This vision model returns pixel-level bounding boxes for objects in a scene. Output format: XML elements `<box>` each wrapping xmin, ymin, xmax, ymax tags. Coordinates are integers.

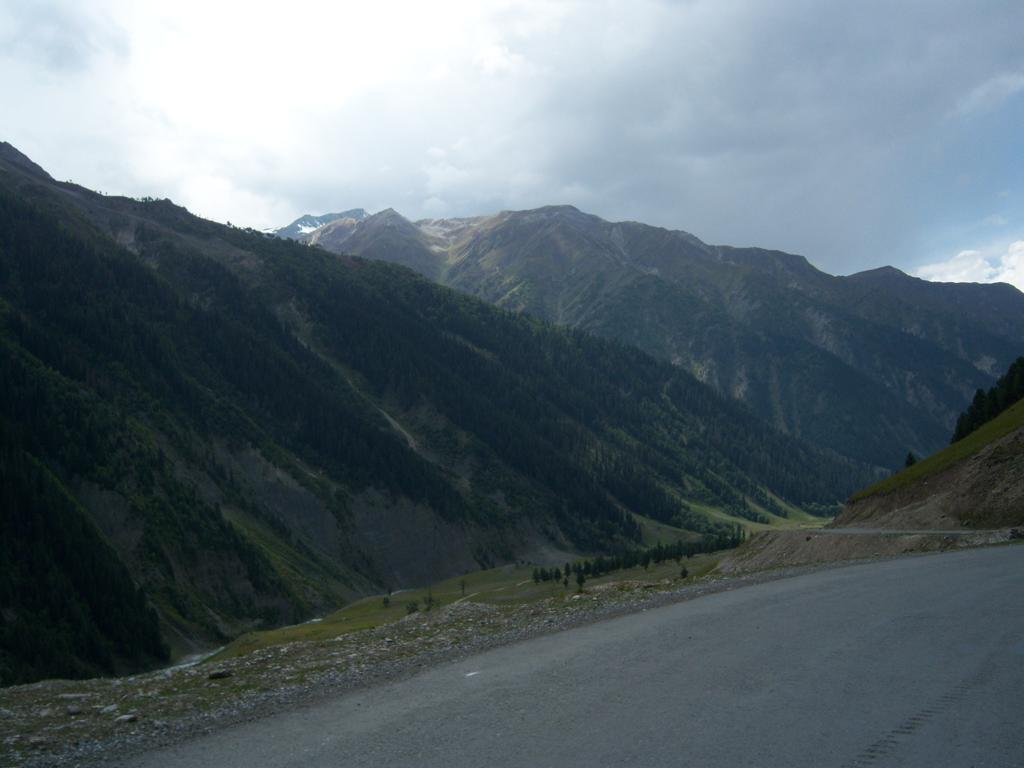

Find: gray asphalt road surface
<box><xmin>119</xmin><ymin>546</ymin><xmax>1024</xmax><ymax>767</ymax></box>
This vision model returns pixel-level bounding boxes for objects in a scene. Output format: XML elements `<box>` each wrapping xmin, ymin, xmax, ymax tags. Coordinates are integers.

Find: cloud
<box><xmin>915</xmin><ymin>241</ymin><xmax>1024</xmax><ymax>290</ymax></box>
<box><xmin>2</xmin><ymin>1</ymin><xmax>1023</xmax><ymax>276</ymax></box>
<box><xmin>0</xmin><ymin>1</ymin><xmax>128</xmax><ymax>73</ymax></box>
<box><xmin>953</xmin><ymin>71</ymin><xmax>1024</xmax><ymax>116</ymax></box>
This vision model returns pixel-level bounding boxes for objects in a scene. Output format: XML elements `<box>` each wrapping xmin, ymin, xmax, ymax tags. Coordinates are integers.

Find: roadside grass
<box><xmin>850</xmin><ymin>399</ymin><xmax>1024</xmax><ymax>502</ymax></box>
<box><xmin>212</xmin><ymin>553</ymin><xmax>720</xmax><ymax>662</ymax></box>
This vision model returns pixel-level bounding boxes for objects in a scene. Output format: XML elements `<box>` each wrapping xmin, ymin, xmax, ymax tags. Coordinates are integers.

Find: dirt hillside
<box><xmin>720</xmin><ymin>422</ymin><xmax>1023</xmax><ymax>574</ymax></box>
<box><xmin>834</xmin><ymin>424</ymin><xmax>1024</xmax><ymax>530</ymax></box>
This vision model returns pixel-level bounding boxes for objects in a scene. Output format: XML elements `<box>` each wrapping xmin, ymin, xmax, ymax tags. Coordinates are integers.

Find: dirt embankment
<box><xmin>720</xmin><ymin>424</ymin><xmax>1024</xmax><ymax>575</ymax></box>
<box><xmin>835</xmin><ymin>425</ymin><xmax>1024</xmax><ymax>531</ymax></box>
<box><xmin>717</xmin><ymin>529</ymin><xmax>1015</xmax><ymax>575</ymax></box>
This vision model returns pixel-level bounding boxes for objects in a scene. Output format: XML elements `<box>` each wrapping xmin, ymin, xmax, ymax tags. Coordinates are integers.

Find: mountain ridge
<box><xmin>288</xmin><ymin>206</ymin><xmax>1024</xmax><ymax>469</ymax></box>
<box><xmin>271</xmin><ymin>209</ymin><xmax>368</xmax><ymax>240</ymax></box>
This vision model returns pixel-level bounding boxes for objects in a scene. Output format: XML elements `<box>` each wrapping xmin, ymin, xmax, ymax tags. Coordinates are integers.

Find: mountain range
<box><xmin>0</xmin><ymin>144</ymin><xmax>866</xmax><ymax>684</ymax></box>
<box><xmin>282</xmin><ymin>206</ymin><xmax>1024</xmax><ymax>469</ymax></box>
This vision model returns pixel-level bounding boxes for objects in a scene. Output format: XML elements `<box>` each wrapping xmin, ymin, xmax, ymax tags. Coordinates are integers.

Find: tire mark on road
<box><xmin>840</xmin><ymin>670</ymin><xmax>988</xmax><ymax>767</ymax></box>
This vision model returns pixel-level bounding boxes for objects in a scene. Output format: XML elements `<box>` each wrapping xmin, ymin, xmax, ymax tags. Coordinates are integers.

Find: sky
<box><xmin>2</xmin><ymin>0</ymin><xmax>1023</xmax><ymax>286</ymax></box>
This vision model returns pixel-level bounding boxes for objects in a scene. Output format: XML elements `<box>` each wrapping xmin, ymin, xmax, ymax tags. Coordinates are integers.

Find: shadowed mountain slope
<box><xmin>0</xmin><ymin>143</ymin><xmax>868</xmax><ymax>683</ymax></box>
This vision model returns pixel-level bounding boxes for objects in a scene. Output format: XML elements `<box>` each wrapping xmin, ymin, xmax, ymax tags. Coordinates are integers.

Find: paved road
<box><xmin>120</xmin><ymin>547</ymin><xmax>1024</xmax><ymax>768</ymax></box>
<box><xmin>815</xmin><ymin>527</ymin><xmax>1007</xmax><ymax>536</ymax></box>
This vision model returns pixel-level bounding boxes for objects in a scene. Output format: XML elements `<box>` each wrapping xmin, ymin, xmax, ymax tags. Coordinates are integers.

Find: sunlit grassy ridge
<box><xmin>850</xmin><ymin>398</ymin><xmax>1024</xmax><ymax>502</ymax></box>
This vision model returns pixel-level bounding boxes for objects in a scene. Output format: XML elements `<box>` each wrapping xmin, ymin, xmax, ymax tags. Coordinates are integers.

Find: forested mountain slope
<box><xmin>0</xmin><ymin>143</ymin><xmax>869</xmax><ymax>684</ymax></box>
<box><xmin>298</xmin><ymin>206</ymin><xmax>1024</xmax><ymax>469</ymax></box>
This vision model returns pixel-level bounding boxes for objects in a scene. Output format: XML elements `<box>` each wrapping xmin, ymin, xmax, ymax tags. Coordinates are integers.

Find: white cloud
<box><xmin>474</xmin><ymin>42</ymin><xmax>526</xmax><ymax>76</ymax></box>
<box><xmin>997</xmin><ymin>241</ymin><xmax>1024</xmax><ymax>288</ymax></box>
<box><xmin>915</xmin><ymin>240</ymin><xmax>1024</xmax><ymax>290</ymax></box>
<box><xmin>953</xmin><ymin>71</ymin><xmax>1024</xmax><ymax>116</ymax></box>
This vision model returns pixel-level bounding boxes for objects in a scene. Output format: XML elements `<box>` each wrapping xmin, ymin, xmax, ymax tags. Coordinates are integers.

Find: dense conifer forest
<box><xmin>0</xmin><ymin>423</ymin><xmax>167</xmax><ymax>684</ymax></box>
<box><xmin>951</xmin><ymin>357</ymin><xmax>1024</xmax><ymax>443</ymax></box>
<box><xmin>532</xmin><ymin>527</ymin><xmax>747</xmax><ymax>588</ymax></box>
